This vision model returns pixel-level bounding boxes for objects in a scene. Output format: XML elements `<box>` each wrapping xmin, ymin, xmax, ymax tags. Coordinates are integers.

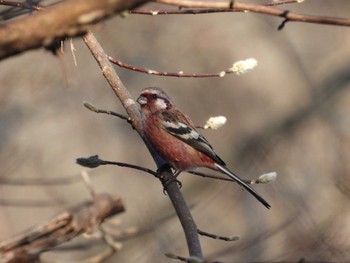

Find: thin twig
<box><xmin>76</xmin><ymin>155</ymin><xmax>160</xmax><ymax>178</ymax></box>
<box><xmin>155</xmin><ymin>0</ymin><xmax>350</xmax><ymax>27</ymax></box>
<box><xmin>108</xmin><ymin>55</ymin><xmax>234</xmax><ymax>78</ymax></box>
<box><xmin>130</xmin><ymin>0</ymin><xmax>301</xmax><ymax>15</ymax></box>
<box><xmin>0</xmin><ymin>198</ymin><xmax>64</xmax><ymax>207</ymax></box>
<box><xmin>81</xmin><ymin>170</ymin><xmax>97</xmax><ymax>199</ymax></box>
<box><xmin>0</xmin><ymin>174</ymin><xmax>88</xmax><ymax>185</ymax></box>
<box><xmin>83</xmin><ymin>101</ymin><xmax>131</xmax><ymax>123</ymax></box>
<box><xmin>0</xmin><ymin>0</ymin><xmax>44</xmax><ymax>11</ymax></box>
<box><xmin>130</xmin><ymin>9</ymin><xmax>238</xmax><ymax>15</ymax></box>
<box><xmin>101</xmin><ymin>160</ymin><xmax>160</xmax><ymax>177</ymax></box>
<box><xmin>197</xmin><ymin>229</ymin><xmax>239</xmax><ymax>242</ymax></box>
<box><xmin>265</xmin><ymin>0</ymin><xmax>302</xmax><ymax>6</ymax></box>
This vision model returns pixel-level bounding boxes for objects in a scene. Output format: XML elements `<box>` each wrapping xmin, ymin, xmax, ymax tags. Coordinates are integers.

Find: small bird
<box><xmin>137</xmin><ymin>87</ymin><xmax>270</xmax><ymax>209</ymax></box>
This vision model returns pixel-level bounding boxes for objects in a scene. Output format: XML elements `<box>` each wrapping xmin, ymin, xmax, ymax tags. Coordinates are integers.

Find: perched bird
<box><xmin>137</xmin><ymin>87</ymin><xmax>270</xmax><ymax>209</ymax></box>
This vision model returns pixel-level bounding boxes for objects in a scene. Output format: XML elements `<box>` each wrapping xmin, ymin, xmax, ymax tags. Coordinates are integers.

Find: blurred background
<box><xmin>1</xmin><ymin>1</ymin><xmax>350</xmax><ymax>262</ymax></box>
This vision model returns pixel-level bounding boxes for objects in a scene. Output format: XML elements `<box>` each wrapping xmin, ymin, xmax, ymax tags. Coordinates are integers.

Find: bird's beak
<box><xmin>137</xmin><ymin>95</ymin><xmax>147</xmax><ymax>106</ymax></box>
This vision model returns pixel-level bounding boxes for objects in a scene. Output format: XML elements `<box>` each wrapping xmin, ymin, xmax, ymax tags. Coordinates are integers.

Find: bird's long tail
<box><xmin>215</xmin><ymin>163</ymin><xmax>271</xmax><ymax>209</ymax></box>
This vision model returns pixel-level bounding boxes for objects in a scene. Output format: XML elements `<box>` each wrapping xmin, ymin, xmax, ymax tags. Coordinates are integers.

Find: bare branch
<box><xmin>265</xmin><ymin>0</ymin><xmax>301</xmax><ymax>7</ymax></box>
<box><xmin>83</xmin><ymin>32</ymin><xmax>203</xmax><ymax>260</ymax></box>
<box><xmin>0</xmin><ymin>0</ymin><xmax>44</xmax><ymax>11</ymax></box>
<box><xmin>108</xmin><ymin>55</ymin><xmax>243</xmax><ymax>78</ymax></box>
<box><xmin>0</xmin><ymin>0</ymin><xmax>148</xmax><ymax>60</ymax></box>
<box><xmin>188</xmin><ymin>170</ymin><xmax>276</xmax><ymax>185</ymax></box>
<box><xmin>197</xmin><ymin>229</ymin><xmax>240</xmax><ymax>242</ymax></box>
<box><xmin>155</xmin><ymin>0</ymin><xmax>350</xmax><ymax>27</ymax></box>
<box><xmin>130</xmin><ymin>0</ymin><xmax>301</xmax><ymax>15</ymax></box>
<box><xmin>83</xmin><ymin>101</ymin><xmax>131</xmax><ymax>123</ymax></box>
<box><xmin>0</xmin><ymin>193</ymin><xmax>125</xmax><ymax>263</ymax></box>
<box><xmin>81</xmin><ymin>170</ymin><xmax>97</xmax><ymax>199</ymax></box>
<box><xmin>0</xmin><ymin>199</ymin><xmax>64</xmax><ymax>207</ymax></box>
<box><xmin>0</xmin><ymin>174</ymin><xmax>87</xmax><ymax>185</ymax></box>
<box><xmin>76</xmin><ymin>155</ymin><xmax>159</xmax><ymax>178</ymax></box>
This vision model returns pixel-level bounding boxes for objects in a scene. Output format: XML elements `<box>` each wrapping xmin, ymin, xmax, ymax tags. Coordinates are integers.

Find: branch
<box><xmin>130</xmin><ymin>0</ymin><xmax>301</xmax><ymax>15</ymax></box>
<box><xmin>0</xmin><ymin>173</ymin><xmax>92</xmax><ymax>186</ymax></box>
<box><xmin>0</xmin><ymin>0</ymin><xmax>148</xmax><ymax>60</ymax></box>
<box><xmin>0</xmin><ymin>193</ymin><xmax>125</xmax><ymax>263</ymax></box>
<box><xmin>83</xmin><ymin>31</ymin><xmax>203</xmax><ymax>260</ymax></box>
<box><xmin>155</xmin><ymin>0</ymin><xmax>350</xmax><ymax>27</ymax></box>
<box><xmin>197</xmin><ymin>229</ymin><xmax>239</xmax><ymax>242</ymax></box>
<box><xmin>0</xmin><ymin>0</ymin><xmax>44</xmax><ymax>12</ymax></box>
<box><xmin>0</xmin><ymin>198</ymin><xmax>64</xmax><ymax>207</ymax></box>
<box><xmin>83</xmin><ymin>101</ymin><xmax>131</xmax><ymax>123</ymax></box>
<box><xmin>76</xmin><ymin>155</ymin><xmax>160</xmax><ymax>178</ymax></box>
<box><xmin>188</xmin><ymin>170</ymin><xmax>277</xmax><ymax>185</ymax></box>
<box><xmin>165</xmin><ymin>252</ymin><xmax>222</xmax><ymax>263</ymax></box>
<box><xmin>108</xmin><ymin>55</ymin><xmax>257</xmax><ymax>77</ymax></box>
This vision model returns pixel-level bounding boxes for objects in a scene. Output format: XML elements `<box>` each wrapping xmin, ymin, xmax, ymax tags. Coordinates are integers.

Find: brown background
<box><xmin>1</xmin><ymin>1</ymin><xmax>350</xmax><ymax>262</ymax></box>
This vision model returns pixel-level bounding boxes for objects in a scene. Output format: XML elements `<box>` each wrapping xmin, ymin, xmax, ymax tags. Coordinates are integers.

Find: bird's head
<box><xmin>137</xmin><ymin>87</ymin><xmax>174</xmax><ymax>113</ymax></box>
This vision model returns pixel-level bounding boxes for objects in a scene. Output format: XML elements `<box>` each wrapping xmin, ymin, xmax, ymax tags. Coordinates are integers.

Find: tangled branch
<box><xmin>0</xmin><ymin>193</ymin><xmax>125</xmax><ymax>263</ymax></box>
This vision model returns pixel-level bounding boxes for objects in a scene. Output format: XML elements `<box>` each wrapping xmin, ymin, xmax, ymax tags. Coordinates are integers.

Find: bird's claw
<box><xmin>162</xmin><ymin>177</ymin><xmax>182</xmax><ymax>195</ymax></box>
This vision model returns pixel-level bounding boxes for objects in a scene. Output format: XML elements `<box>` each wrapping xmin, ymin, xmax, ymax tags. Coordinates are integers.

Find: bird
<box><xmin>137</xmin><ymin>87</ymin><xmax>270</xmax><ymax>209</ymax></box>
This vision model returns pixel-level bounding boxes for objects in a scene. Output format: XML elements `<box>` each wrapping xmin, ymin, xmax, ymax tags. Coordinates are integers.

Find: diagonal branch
<box><xmin>0</xmin><ymin>0</ymin><xmax>148</xmax><ymax>60</ymax></box>
<box><xmin>0</xmin><ymin>193</ymin><xmax>125</xmax><ymax>263</ymax></box>
<box><xmin>83</xmin><ymin>31</ymin><xmax>203</xmax><ymax>260</ymax></box>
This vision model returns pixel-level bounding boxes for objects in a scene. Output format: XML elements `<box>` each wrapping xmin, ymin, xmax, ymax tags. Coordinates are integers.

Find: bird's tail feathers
<box><xmin>215</xmin><ymin>163</ymin><xmax>271</xmax><ymax>209</ymax></box>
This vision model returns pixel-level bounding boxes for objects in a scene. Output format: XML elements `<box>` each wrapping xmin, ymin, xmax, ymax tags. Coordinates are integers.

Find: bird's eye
<box><xmin>152</xmin><ymin>94</ymin><xmax>158</xmax><ymax>99</ymax></box>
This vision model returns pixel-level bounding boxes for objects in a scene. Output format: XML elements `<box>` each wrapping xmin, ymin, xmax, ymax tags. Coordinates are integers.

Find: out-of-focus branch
<box><xmin>155</xmin><ymin>0</ymin><xmax>350</xmax><ymax>27</ymax></box>
<box><xmin>83</xmin><ymin>31</ymin><xmax>203</xmax><ymax>260</ymax></box>
<box><xmin>0</xmin><ymin>0</ymin><xmax>148</xmax><ymax>60</ymax></box>
<box><xmin>0</xmin><ymin>198</ymin><xmax>64</xmax><ymax>207</ymax></box>
<box><xmin>0</xmin><ymin>193</ymin><xmax>125</xmax><ymax>263</ymax></box>
<box><xmin>0</xmin><ymin>0</ymin><xmax>44</xmax><ymax>11</ymax></box>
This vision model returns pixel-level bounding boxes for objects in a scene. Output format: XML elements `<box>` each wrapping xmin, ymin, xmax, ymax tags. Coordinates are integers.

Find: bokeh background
<box><xmin>1</xmin><ymin>1</ymin><xmax>350</xmax><ymax>262</ymax></box>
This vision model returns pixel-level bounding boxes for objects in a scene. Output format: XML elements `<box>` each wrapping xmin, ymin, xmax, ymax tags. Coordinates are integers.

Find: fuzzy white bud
<box><xmin>228</xmin><ymin>235</ymin><xmax>240</xmax><ymax>241</ymax></box>
<box><xmin>204</xmin><ymin>116</ymin><xmax>227</xmax><ymax>130</ymax></box>
<box><xmin>257</xmin><ymin>172</ymin><xmax>277</xmax><ymax>184</ymax></box>
<box><xmin>229</xmin><ymin>58</ymin><xmax>258</xmax><ymax>75</ymax></box>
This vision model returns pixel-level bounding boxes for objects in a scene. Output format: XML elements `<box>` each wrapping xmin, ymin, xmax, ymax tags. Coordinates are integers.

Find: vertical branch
<box><xmin>82</xmin><ymin>31</ymin><xmax>203</xmax><ymax>260</ymax></box>
<box><xmin>163</xmin><ymin>170</ymin><xmax>203</xmax><ymax>258</ymax></box>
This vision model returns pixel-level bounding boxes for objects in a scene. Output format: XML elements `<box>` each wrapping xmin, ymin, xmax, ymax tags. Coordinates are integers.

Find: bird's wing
<box><xmin>161</xmin><ymin>110</ymin><xmax>226</xmax><ymax>166</ymax></box>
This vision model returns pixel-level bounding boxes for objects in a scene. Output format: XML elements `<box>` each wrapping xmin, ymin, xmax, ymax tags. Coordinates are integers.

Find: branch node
<box><xmin>229</xmin><ymin>0</ymin><xmax>235</xmax><ymax>9</ymax></box>
<box><xmin>278</xmin><ymin>11</ymin><xmax>290</xmax><ymax>30</ymax></box>
<box><xmin>76</xmin><ymin>155</ymin><xmax>103</xmax><ymax>168</ymax></box>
